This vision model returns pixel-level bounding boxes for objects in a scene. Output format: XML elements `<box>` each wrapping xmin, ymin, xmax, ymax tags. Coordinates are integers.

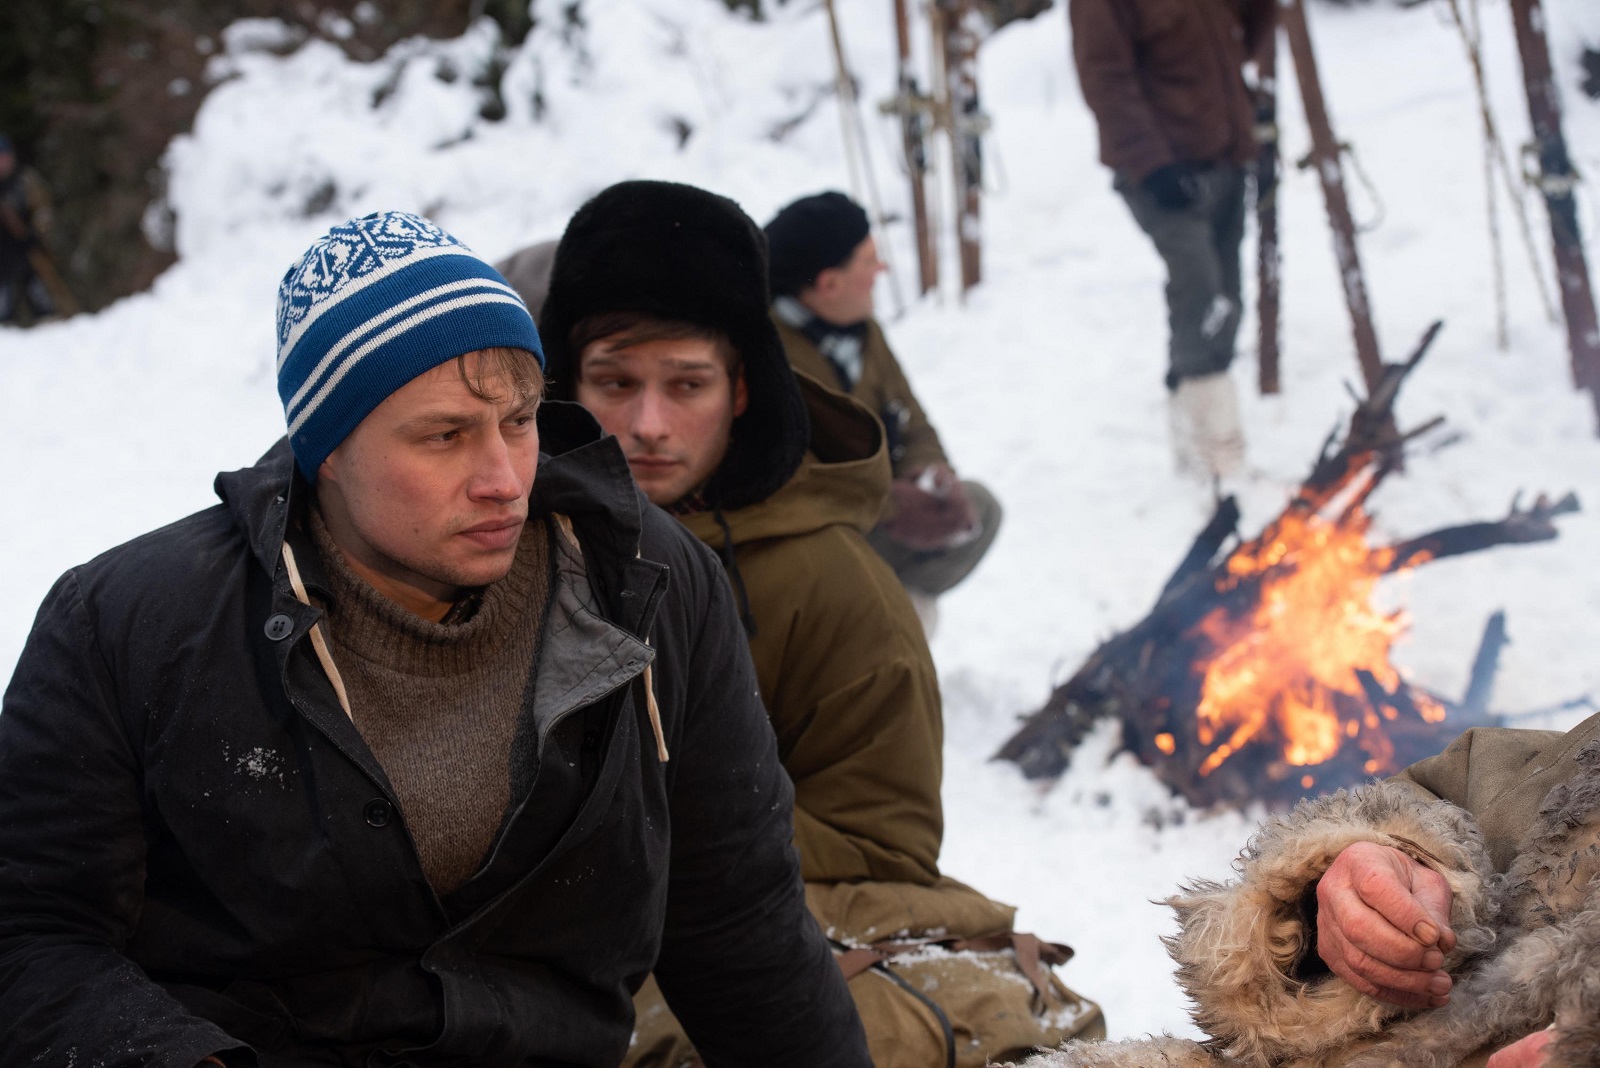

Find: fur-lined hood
<box><xmin>1015</xmin><ymin>731</ymin><xmax>1600</xmax><ymax>1068</ymax></box>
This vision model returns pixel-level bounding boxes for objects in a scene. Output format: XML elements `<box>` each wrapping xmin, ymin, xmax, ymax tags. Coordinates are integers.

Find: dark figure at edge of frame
<box><xmin>0</xmin><ymin>133</ymin><xmax>59</xmax><ymax>326</ymax></box>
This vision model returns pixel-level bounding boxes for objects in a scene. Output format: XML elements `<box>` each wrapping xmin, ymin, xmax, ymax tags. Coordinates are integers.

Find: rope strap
<box><xmin>832</xmin><ymin>931</ymin><xmax>1075</xmax><ymax>1007</ymax></box>
<box><xmin>280</xmin><ymin>541</ymin><xmax>353</xmax><ymax>721</ymax></box>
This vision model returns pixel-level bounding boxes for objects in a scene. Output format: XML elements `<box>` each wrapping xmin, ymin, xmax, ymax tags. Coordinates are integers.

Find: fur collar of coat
<box><xmin>1019</xmin><ymin>739</ymin><xmax>1600</xmax><ymax>1068</ymax></box>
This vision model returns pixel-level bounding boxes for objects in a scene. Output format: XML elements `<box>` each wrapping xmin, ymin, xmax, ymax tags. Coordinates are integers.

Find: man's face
<box><xmin>575</xmin><ymin>335</ymin><xmax>748</xmax><ymax>507</ymax></box>
<box><xmin>804</xmin><ymin>235</ymin><xmax>884</xmax><ymax>326</ymax></box>
<box><xmin>316</xmin><ymin>351</ymin><xmax>540</xmax><ymax>617</ymax></box>
<box><xmin>0</xmin><ymin>152</ymin><xmax>15</xmax><ymax>181</ymax></box>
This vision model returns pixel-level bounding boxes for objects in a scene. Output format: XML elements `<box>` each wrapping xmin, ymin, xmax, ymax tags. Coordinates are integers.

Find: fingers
<box><xmin>1319</xmin><ymin>926</ymin><xmax>1452</xmax><ymax>1009</ymax></box>
<box><xmin>1348</xmin><ymin>854</ymin><xmax>1453</xmax><ymax>961</ymax></box>
<box><xmin>1316</xmin><ymin>842</ymin><xmax>1456</xmax><ymax>1007</ymax></box>
<box><xmin>1485</xmin><ymin>1030</ymin><xmax>1555</xmax><ymax>1068</ymax></box>
<box><xmin>1407</xmin><ymin>863</ymin><xmax>1457</xmax><ymax>955</ymax></box>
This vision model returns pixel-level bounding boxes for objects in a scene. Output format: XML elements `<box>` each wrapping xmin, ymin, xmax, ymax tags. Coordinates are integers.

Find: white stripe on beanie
<box><xmin>276</xmin><ymin>242</ymin><xmax>474</xmax><ymax>371</ymax></box>
<box><xmin>282</xmin><ymin>274</ymin><xmax>524</xmax><ymax>420</ymax></box>
<box><xmin>287</xmin><ymin>292</ymin><xmax>530</xmax><ymax>437</ymax></box>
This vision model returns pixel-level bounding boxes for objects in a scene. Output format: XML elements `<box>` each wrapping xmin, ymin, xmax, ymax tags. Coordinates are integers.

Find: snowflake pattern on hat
<box><xmin>275</xmin><ymin>211</ymin><xmax>467</xmax><ymax>352</ymax></box>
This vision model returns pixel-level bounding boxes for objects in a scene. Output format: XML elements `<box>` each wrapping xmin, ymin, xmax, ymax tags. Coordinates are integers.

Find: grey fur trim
<box><xmin>1163</xmin><ymin>781</ymin><xmax>1498</xmax><ymax>1067</ymax></box>
<box><xmin>1007</xmin><ymin>1036</ymin><xmax>1222</xmax><ymax>1068</ymax></box>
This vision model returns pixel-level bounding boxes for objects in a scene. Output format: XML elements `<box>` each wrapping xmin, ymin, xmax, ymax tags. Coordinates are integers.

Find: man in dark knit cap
<box><xmin>541</xmin><ymin>180</ymin><xmax>1102</xmax><ymax>1068</ymax></box>
<box><xmin>764</xmin><ymin>190</ymin><xmax>1001</xmax><ymax>631</ymax></box>
<box><xmin>0</xmin><ymin>209</ymin><xmax>869</xmax><ymax>1067</ymax></box>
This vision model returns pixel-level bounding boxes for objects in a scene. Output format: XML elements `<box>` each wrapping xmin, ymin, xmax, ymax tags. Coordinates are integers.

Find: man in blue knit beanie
<box><xmin>0</xmin><ymin>210</ymin><xmax>870</xmax><ymax>1067</ymax></box>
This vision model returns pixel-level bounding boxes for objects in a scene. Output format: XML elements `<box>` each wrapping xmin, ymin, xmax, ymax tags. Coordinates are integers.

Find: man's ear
<box><xmin>732</xmin><ymin>371</ymin><xmax>750</xmax><ymax>419</ymax></box>
<box><xmin>317</xmin><ymin>442</ymin><xmax>345</xmax><ymax>491</ymax></box>
<box><xmin>809</xmin><ymin>268</ymin><xmax>840</xmax><ymax>301</ymax></box>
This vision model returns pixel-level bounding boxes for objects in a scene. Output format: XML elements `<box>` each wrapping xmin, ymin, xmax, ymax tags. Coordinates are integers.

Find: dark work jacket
<box><xmin>0</xmin><ymin>402</ymin><xmax>870</xmax><ymax>1068</ymax></box>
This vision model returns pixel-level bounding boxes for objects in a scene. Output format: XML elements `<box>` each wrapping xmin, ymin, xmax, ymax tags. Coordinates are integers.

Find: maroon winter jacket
<box><xmin>1070</xmin><ymin>0</ymin><xmax>1274</xmax><ymax>182</ymax></box>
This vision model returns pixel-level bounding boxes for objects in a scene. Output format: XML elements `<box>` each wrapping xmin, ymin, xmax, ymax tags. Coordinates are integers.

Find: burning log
<box><xmin>996</xmin><ymin>323</ymin><xmax>1581</xmax><ymax>808</ymax></box>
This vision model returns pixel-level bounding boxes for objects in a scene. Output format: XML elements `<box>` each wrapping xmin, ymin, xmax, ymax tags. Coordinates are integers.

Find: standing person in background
<box><xmin>0</xmin><ymin>134</ymin><xmax>59</xmax><ymax>326</ymax></box>
<box><xmin>541</xmin><ymin>179</ymin><xmax>1103</xmax><ymax>1068</ymax></box>
<box><xmin>1069</xmin><ymin>0</ymin><xmax>1274</xmax><ymax>482</ymax></box>
<box><xmin>765</xmin><ymin>191</ymin><xmax>1002</xmax><ymax>633</ymax></box>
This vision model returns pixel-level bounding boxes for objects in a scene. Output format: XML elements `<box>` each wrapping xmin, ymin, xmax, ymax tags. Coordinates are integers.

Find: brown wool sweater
<box><xmin>309</xmin><ymin>510</ymin><xmax>552</xmax><ymax>897</ymax></box>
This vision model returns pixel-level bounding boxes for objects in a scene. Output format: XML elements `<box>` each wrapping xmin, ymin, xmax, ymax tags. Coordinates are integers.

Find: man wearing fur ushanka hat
<box><xmin>541</xmin><ymin>179</ymin><xmax>1105</xmax><ymax>1068</ymax></box>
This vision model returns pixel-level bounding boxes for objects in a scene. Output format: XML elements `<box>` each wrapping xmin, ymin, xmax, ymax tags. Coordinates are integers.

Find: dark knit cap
<box><xmin>764</xmin><ymin>191</ymin><xmax>870</xmax><ymax>297</ymax></box>
<box><xmin>540</xmin><ymin>180</ymin><xmax>809</xmax><ymax>512</ymax></box>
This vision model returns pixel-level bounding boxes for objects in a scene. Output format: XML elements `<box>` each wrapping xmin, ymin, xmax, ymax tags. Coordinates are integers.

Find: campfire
<box><xmin>998</xmin><ymin>324</ymin><xmax>1580</xmax><ymax>808</ymax></box>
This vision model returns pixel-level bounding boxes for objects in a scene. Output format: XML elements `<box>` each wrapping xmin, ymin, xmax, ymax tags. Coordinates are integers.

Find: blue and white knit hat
<box><xmin>276</xmin><ymin>210</ymin><xmax>543</xmax><ymax>480</ymax></box>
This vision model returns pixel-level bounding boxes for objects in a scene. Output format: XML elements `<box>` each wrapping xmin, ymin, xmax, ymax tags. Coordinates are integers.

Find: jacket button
<box><xmin>363</xmin><ymin>799</ymin><xmax>393</xmax><ymax>828</ymax></box>
<box><xmin>264</xmin><ymin>613</ymin><xmax>294</xmax><ymax>641</ymax></box>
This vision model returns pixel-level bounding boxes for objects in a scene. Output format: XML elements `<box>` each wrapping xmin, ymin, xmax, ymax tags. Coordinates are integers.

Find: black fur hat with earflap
<box><xmin>539</xmin><ymin>180</ymin><xmax>810</xmax><ymax>512</ymax></box>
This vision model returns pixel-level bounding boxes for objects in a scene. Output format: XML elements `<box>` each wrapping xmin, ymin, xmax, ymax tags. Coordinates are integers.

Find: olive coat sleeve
<box><xmin>738</xmin><ymin>524</ymin><xmax>944</xmax><ymax>887</ymax></box>
<box><xmin>645</xmin><ymin>515</ymin><xmax>872</xmax><ymax>1068</ymax></box>
<box><xmin>0</xmin><ymin>571</ymin><xmax>248</xmax><ymax>1068</ymax></box>
<box><xmin>1394</xmin><ymin>714</ymin><xmax>1600</xmax><ymax>872</ymax></box>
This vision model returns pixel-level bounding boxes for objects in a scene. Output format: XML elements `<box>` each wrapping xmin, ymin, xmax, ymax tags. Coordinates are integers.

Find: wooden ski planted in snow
<box><xmin>1507</xmin><ymin>0</ymin><xmax>1600</xmax><ymax>429</ymax></box>
<box><xmin>936</xmin><ymin>0</ymin><xmax>986</xmax><ymax>295</ymax></box>
<box><xmin>890</xmin><ymin>0</ymin><xmax>938</xmax><ymax>295</ymax></box>
<box><xmin>1255</xmin><ymin>27</ymin><xmax>1282</xmax><ymax>395</ymax></box>
<box><xmin>1280</xmin><ymin>0</ymin><xmax>1383</xmax><ymax>393</ymax></box>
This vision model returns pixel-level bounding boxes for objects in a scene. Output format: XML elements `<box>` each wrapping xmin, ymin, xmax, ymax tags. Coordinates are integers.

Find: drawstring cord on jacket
<box><xmin>553</xmin><ymin>515</ymin><xmax>669</xmax><ymax>764</ymax></box>
<box><xmin>279</xmin><ymin>541</ymin><xmax>353</xmax><ymax>722</ymax></box>
<box><xmin>712</xmin><ymin>507</ymin><xmax>759</xmax><ymax>639</ymax></box>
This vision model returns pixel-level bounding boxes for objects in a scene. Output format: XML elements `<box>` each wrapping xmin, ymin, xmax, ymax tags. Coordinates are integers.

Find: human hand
<box><xmin>1142</xmin><ymin>163</ymin><xmax>1202</xmax><ymax>211</ymax></box>
<box><xmin>880</xmin><ymin>466</ymin><xmax>978</xmax><ymax>551</ymax></box>
<box><xmin>1485</xmin><ymin>1029</ymin><xmax>1555</xmax><ymax>1068</ymax></box>
<box><xmin>1316</xmin><ymin>841</ymin><xmax>1456</xmax><ymax>1008</ymax></box>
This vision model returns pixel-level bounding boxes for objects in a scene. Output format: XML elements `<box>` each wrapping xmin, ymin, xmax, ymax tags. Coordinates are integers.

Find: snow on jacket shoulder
<box><xmin>0</xmin><ymin>402</ymin><xmax>869</xmax><ymax>1068</ymax></box>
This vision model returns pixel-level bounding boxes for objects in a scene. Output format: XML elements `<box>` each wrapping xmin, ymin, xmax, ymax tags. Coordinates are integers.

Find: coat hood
<box><xmin>680</xmin><ymin>372</ymin><xmax>889</xmax><ymax>549</ymax></box>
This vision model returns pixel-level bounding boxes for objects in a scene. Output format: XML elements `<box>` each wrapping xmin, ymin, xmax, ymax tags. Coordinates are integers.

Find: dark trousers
<box><xmin>1116</xmin><ymin>163</ymin><xmax>1247</xmax><ymax>386</ymax></box>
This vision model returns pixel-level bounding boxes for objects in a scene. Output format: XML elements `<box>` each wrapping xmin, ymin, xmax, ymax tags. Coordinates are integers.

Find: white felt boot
<box><xmin>1172</xmin><ymin>372</ymin><xmax>1245</xmax><ymax>481</ymax></box>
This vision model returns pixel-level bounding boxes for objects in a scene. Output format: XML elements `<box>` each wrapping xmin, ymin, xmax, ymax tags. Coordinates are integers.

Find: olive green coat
<box><xmin>680</xmin><ymin>374</ymin><xmax>944</xmax><ymax>888</ymax></box>
<box><xmin>1397</xmin><ymin>710</ymin><xmax>1600</xmax><ymax>870</ymax></box>
<box><xmin>775</xmin><ymin>315</ymin><xmax>949</xmax><ymax>480</ymax></box>
<box><xmin>650</xmin><ymin>375</ymin><xmax>1104</xmax><ymax>1066</ymax></box>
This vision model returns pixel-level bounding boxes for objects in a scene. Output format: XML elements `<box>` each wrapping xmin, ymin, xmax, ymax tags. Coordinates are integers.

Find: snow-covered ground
<box><xmin>3</xmin><ymin>0</ymin><xmax>1599</xmax><ymax>1042</ymax></box>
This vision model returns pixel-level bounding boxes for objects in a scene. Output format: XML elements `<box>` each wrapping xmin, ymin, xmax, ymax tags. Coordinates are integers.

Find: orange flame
<box><xmin>1187</xmin><ymin>507</ymin><xmax>1444</xmax><ymax>779</ymax></box>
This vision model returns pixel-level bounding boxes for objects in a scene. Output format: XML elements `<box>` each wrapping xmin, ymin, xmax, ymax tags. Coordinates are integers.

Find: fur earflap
<box><xmin>539</xmin><ymin>180</ymin><xmax>809</xmax><ymax>511</ymax></box>
<box><xmin>1164</xmin><ymin>781</ymin><xmax>1498</xmax><ymax>1067</ymax></box>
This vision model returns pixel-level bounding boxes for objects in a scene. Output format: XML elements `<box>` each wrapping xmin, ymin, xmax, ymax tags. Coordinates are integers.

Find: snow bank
<box><xmin>3</xmin><ymin>0</ymin><xmax>1599</xmax><ymax>1041</ymax></box>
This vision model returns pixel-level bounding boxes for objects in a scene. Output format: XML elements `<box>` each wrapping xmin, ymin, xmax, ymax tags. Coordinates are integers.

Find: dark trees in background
<box><xmin>0</xmin><ymin>0</ymin><xmax>535</xmax><ymax>315</ymax></box>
